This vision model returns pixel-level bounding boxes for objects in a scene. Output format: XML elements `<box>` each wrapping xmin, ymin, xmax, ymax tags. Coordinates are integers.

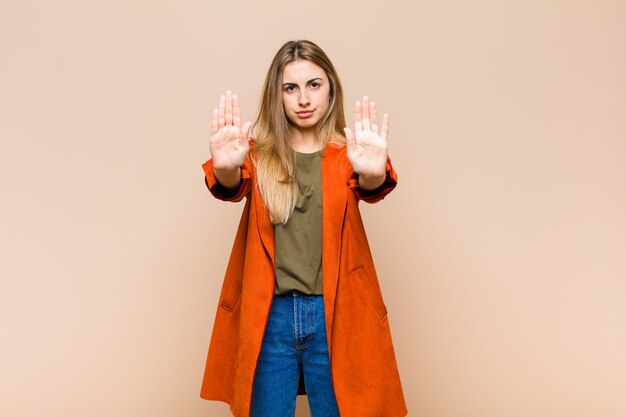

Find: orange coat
<box><xmin>200</xmin><ymin>142</ymin><xmax>408</xmax><ymax>417</ymax></box>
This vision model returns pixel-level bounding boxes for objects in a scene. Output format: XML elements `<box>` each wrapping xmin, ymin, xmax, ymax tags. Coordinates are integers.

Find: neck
<box><xmin>291</xmin><ymin>128</ymin><xmax>322</xmax><ymax>153</ymax></box>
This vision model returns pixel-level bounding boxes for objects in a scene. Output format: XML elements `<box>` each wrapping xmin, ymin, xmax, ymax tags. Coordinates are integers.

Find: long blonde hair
<box><xmin>251</xmin><ymin>40</ymin><xmax>347</xmax><ymax>225</ymax></box>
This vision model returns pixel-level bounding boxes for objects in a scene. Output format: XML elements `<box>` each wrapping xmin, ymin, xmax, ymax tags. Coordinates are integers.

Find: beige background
<box><xmin>1</xmin><ymin>1</ymin><xmax>625</xmax><ymax>416</ymax></box>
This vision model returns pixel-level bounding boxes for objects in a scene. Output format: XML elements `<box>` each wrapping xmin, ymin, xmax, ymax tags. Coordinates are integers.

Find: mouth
<box><xmin>296</xmin><ymin>109</ymin><xmax>315</xmax><ymax>118</ymax></box>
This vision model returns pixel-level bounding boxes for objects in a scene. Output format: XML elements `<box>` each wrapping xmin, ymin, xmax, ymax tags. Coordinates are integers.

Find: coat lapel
<box><xmin>251</xmin><ymin>144</ymin><xmax>349</xmax><ymax>354</ymax></box>
<box><xmin>321</xmin><ymin>144</ymin><xmax>349</xmax><ymax>354</ymax></box>
<box><xmin>253</xmin><ymin>179</ymin><xmax>275</xmax><ymax>266</ymax></box>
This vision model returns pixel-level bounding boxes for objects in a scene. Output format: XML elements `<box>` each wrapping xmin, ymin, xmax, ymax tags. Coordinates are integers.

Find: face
<box><xmin>281</xmin><ymin>60</ymin><xmax>331</xmax><ymax>132</ymax></box>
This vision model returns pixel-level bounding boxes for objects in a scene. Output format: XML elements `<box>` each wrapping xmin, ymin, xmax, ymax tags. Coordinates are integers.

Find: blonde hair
<box><xmin>251</xmin><ymin>40</ymin><xmax>347</xmax><ymax>225</ymax></box>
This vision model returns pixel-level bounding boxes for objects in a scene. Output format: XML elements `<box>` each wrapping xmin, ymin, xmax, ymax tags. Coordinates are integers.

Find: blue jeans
<box><xmin>250</xmin><ymin>291</ymin><xmax>341</xmax><ymax>417</ymax></box>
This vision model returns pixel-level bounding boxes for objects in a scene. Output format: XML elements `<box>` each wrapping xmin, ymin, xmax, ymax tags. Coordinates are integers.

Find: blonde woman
<box><xmin>200</xmin><ymin>40</ymin><xmax>407</xmax><ymax>417</ymax></box>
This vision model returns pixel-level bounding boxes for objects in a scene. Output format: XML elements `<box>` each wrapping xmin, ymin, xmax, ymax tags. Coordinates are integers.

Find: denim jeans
<box><xmin>250</xmin><ymin>290</ymin><xmax>341</xmax><ymax>417</ymax></box>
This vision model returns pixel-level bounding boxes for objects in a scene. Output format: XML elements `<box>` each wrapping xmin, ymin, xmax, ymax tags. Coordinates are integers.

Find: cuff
<box><xmin>348</xmin><ymin>158</ymin><xmax>398</xmax><ymax>203</ymax></box>
<box><xmin>201</xmin><ymin>158</ymin><xmax>252</xmax><ymax>202</ymax></box>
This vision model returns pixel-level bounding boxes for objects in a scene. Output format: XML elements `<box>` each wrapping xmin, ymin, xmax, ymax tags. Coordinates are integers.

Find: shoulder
<box><xmin>322</xmin><ymin>141</ymin><xmax>348</xmax><ymax>161</ymax></box>
<box><xmin>322</xmin><ymin>142</ymin><xmax>353</xmax><ymax>175</ymax></box>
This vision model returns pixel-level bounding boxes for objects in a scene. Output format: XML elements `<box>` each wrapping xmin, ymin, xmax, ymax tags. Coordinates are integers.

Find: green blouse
<box><xmin>274</xmin><ymin>150</ymin><xmax>323</xmax><ymax>295</ymax></box>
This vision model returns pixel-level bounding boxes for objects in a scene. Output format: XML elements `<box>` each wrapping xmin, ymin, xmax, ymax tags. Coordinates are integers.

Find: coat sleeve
<box><xmin>347</xmin><ymin>156</ymin><xmax>398</xmax><ymax>203</ymax></box>
<box><xmin>201</xmin><ymin>155</ymin><xmax>253</xmax><ymax>202</ymax></box>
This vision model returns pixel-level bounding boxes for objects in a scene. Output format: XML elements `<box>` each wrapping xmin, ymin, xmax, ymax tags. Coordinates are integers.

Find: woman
<box><xmin>201</xmin><ymin>40</ymin><xmax>407</xmax><ymax>417</ymax></box>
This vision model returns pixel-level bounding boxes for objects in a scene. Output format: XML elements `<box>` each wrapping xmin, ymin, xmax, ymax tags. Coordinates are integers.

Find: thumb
<box><xmin>344</xmin><ymin>127</ymin><xmax>355</xmax><ymax>153</ymax></box>
<box><xmin>241</xmin><ymin>121</ymin><xmax>252</xmax><ymax>140</ymax></box>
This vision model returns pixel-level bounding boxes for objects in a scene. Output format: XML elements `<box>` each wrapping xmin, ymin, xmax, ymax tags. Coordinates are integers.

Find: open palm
<box><xmin>344</xmin><ymin>96</ymin><xmax>388</xmax><ymax>178</ymax></box>
<box><xmin>210</xmin><ymin>90</ymin><xmax>252</xmax><ymax>170</ymax></box>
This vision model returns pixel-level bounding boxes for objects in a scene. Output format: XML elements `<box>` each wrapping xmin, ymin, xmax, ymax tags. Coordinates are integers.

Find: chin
<box><xmin>291</xmin><ymin>119</ymin><xmax>319</xmax><ymax>130</ymax></box>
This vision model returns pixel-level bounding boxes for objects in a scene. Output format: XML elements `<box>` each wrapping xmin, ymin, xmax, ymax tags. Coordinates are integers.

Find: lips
<box><xmin>296</xmin><ymin>110</ymin><xmax>314</xmax><ymax>118</ymax></box>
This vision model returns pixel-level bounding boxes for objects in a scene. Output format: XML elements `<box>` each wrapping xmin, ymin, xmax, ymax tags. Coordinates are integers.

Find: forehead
<box><xmin>281</xmin><ymin>60</ymin><xmax>326</xmax><ymax>83</ymax></box>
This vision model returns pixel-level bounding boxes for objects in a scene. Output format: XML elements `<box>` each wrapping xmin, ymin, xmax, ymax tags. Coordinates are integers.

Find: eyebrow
<box><xmin>282</xmin><ymin>77</ymin><xmax>324</xmax><ymax>87</ymax></box>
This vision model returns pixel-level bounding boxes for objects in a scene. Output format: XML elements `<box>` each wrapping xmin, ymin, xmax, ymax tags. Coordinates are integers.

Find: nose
<box><xmin>298</xmin><ymin>89</ymin><xmax>310</xmax><ymax>106</ymax></box>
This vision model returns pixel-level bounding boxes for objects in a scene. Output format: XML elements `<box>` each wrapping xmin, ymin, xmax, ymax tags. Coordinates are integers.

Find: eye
<box><xmin>311</xmin><ymin>82</ymin><xmax>319</xmax><ymax>88</ymax></box>
<box><xmin>285</xmin><ymin>85</ymin><xmax>296</xmax><ymax>92</ymax></box>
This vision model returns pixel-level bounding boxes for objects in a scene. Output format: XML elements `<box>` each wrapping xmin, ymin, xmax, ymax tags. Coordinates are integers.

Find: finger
<box><xmin>225</xmin><ymin>90</ymin><xmax>233</xmax><ymax>125</ymax></box>
<box><xmin>241</xmin><ymin>121</ymin><xmax>252</xmax><ymax>141</ymax></box>
<box><xmin>381</xmin><ymin>113</ymin><xmax>389</xmax><ymax>141</ymax></box>
<box><xmin>233</xmin><ymin>94</ymin><xmax>241</xmax><ymax>127</ymax></box>
<box><xmin>211</xmin><ymin>108</ymin><xmax>218</xmax><ymax>136</ymax></box>
<box><xmin>354</xmin><ymin>101</ymin><xmax>363</xmax><ymax>133</ymax></box>
<box><xmin>370</xmin><ymin>101</ymin><xmax>378</xmax><ymax>134</ymax></box>
<box><xmin>218</xmin><ymin>94</ymin><xmax>225</xmax><ymax>129</ymax></box>
<box><xmin>362</xmin><ymin>96</ymin><xmax>371</xmax><ymax>130</ymax></box>
<box><xmin>344</xmin><ymin>127</ymin><xmax>355</xmax><ymax>153</ymax></box>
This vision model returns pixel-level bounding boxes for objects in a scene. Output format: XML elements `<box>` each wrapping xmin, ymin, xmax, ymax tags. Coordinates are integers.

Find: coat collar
<box><xmin>253</xmin><ymin>144</ymin><xmax>349</xmax><ymax>275</ymax></box>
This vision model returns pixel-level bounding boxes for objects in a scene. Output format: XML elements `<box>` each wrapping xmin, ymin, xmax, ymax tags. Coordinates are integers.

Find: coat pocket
<box><xmin>349</xmin><ymin>265</ymin><xmax>388</xmax><ymax>323</ymax></box>
<box><xmin>219</xmin><ymin>295</ymin><xmax>240</xmax><ymax>312</ymax></box>
<box><xmin>219</xmin><ymin>281</ymin><xmax>242</xmax><ymax>312</ymax></box>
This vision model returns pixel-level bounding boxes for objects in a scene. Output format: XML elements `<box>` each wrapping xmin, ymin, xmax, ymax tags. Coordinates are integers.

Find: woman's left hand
<box><xmin>344</xmin><ymin>96</ymin><xmax>389</xmax><ymax>184</ymax></box>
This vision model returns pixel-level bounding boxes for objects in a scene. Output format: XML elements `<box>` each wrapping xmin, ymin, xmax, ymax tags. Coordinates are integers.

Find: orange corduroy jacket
<box><xmin>199</xmin><ymin>142</ymin><xmax>407</xmax><ymax>417</ymax></box>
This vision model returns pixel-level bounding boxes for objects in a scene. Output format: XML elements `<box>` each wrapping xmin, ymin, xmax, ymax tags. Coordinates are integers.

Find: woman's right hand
<box><xmin>210</xmin><ymin>90</ymin><xmax>252</xmax><ymax>170</ymax></box>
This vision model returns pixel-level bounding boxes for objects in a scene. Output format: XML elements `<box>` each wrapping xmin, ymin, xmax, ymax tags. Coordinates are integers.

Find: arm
<box><xmin>202</xmin><ymin>156</ymin><xmax>252</xmax><ymax>202</ymax></box>
<box><xmin>202</xmin><ymin>90</ymin><xmax>252</xmax><ymax>202</ymax></box>
<box><xmin>348</xmin><ymin>156</ymin><xmax>398</xmax><ymax>203</ymax></box>
<box><xmin>344</xmin><ymin>96</ymin><xmax>396</xmax><ymax>203</ymax></box>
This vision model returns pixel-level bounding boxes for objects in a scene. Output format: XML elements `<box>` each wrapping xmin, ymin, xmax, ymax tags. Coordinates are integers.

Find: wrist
<box><xmin>357</xmin><ymin>172</ymin><xmax>386</xmax><ymax>190</ymax></box>
<box><xmin>212</xmin><ymin>161</ymin><xmax>242</xmax><ymax>172</ymax></box>
<box><xmin>213</xmin><ymin>165</ymin><xmax>242</xmax><ymax>189</ymax></box>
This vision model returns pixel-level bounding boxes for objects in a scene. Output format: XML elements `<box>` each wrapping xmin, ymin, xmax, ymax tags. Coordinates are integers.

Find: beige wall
<box><xmin>2</xmin><ymin>1</ymin><xmax>625</xmax><ymax>416</ymax></box>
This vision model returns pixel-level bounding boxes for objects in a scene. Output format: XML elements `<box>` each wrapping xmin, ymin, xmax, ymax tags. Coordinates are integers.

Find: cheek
<box><xmin>282</xmin><ymin>97</ymin><xmax>294</xmax><ymax>118</ymax></box>
<box><xmin>320</xmin><ymin>91</ymin><xmax>331</xmax><ymax>110</ymax></box>
<box><xmin>321</xmin><ymin>87</ymin><xmax>331</xmax><ymax>105</ymax></box>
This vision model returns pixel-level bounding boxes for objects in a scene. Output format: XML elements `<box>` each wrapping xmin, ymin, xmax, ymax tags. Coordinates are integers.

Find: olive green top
<box><xmin>274</xmin><ymin>150</ymin><xmax>323</xmax><ymax>295</ymax></box>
